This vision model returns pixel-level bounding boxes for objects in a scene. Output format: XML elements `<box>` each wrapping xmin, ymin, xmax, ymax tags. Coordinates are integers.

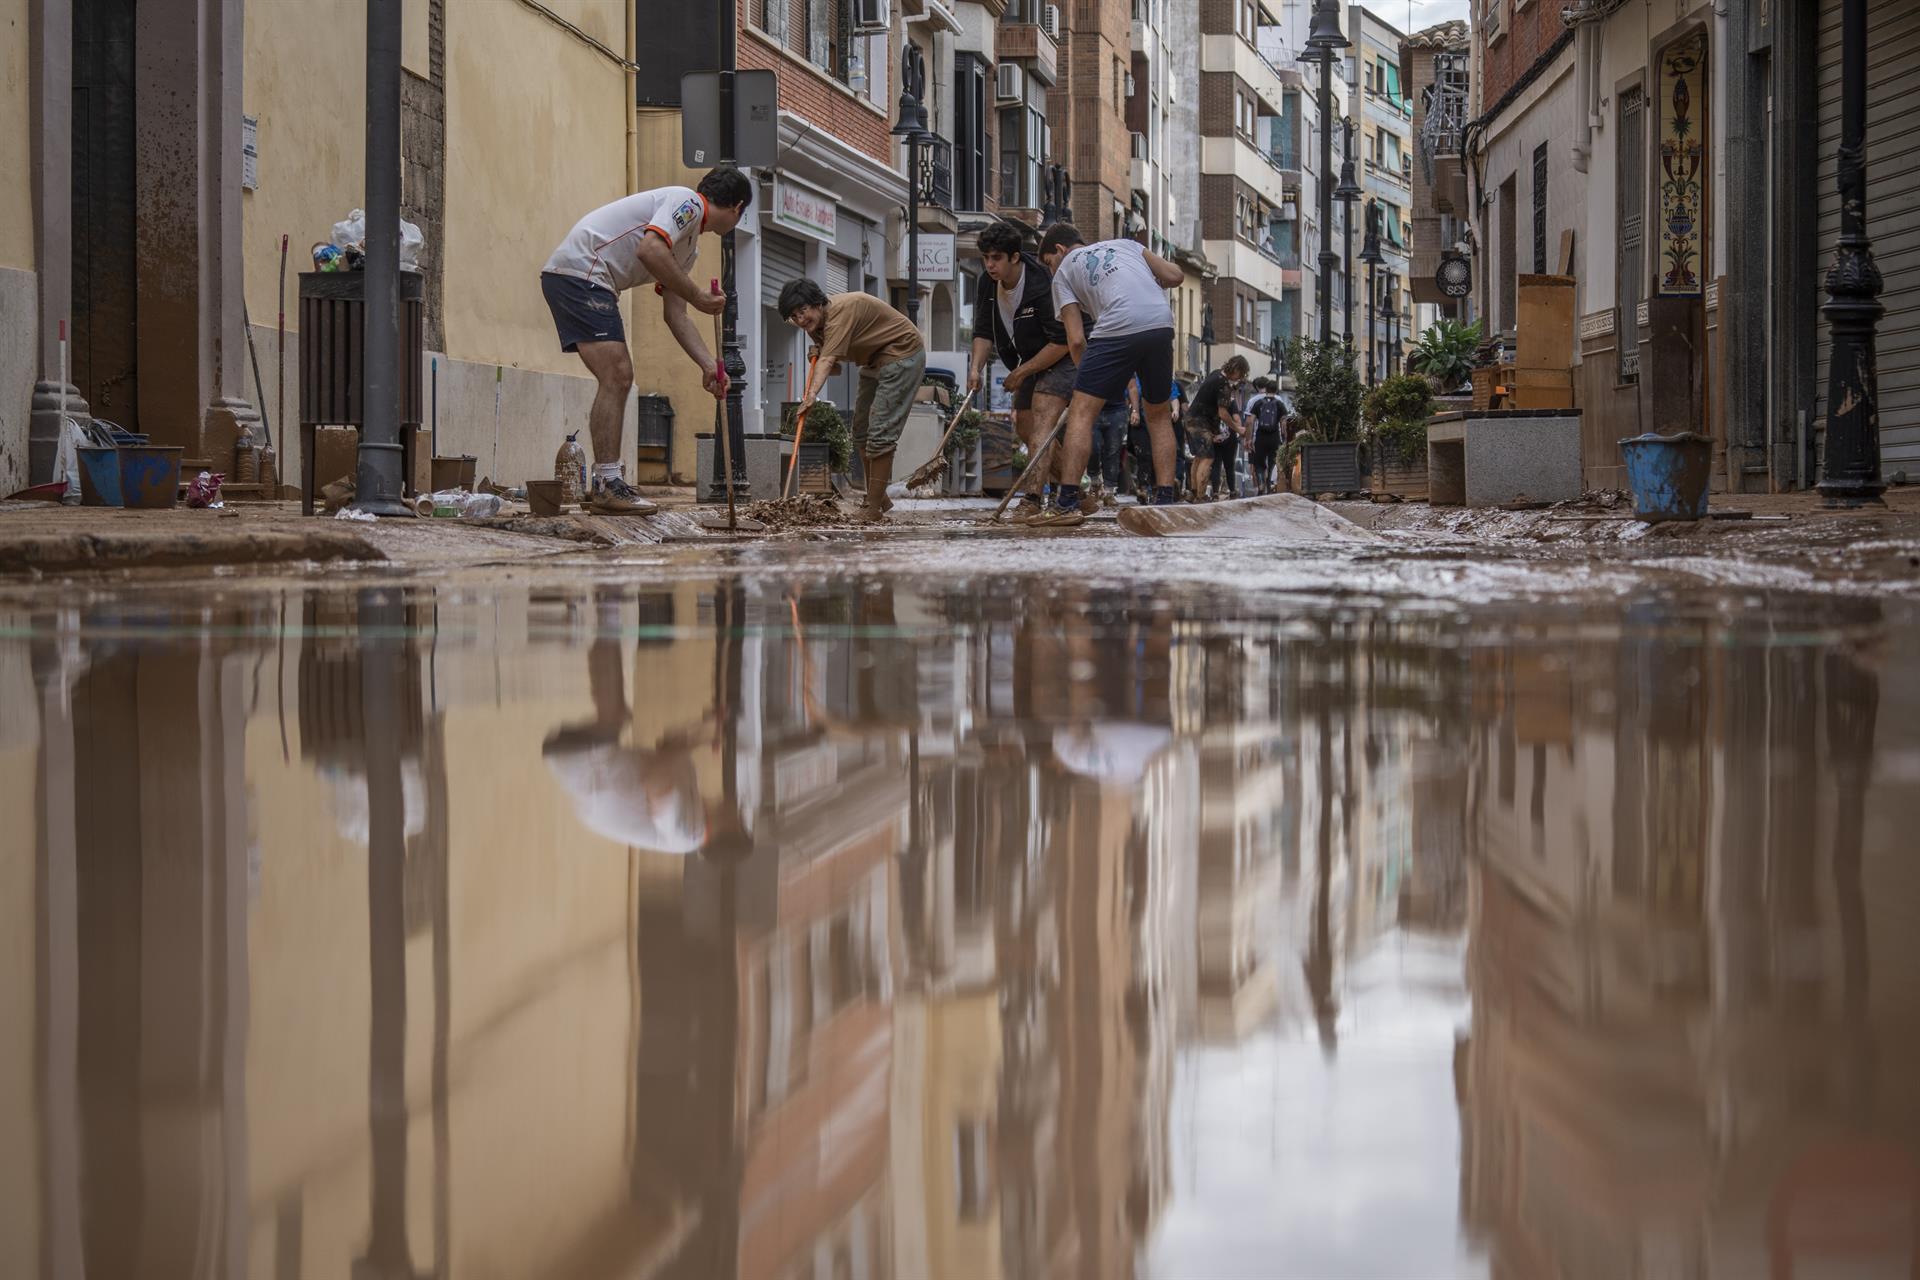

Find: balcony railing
<box><xmin>920</xmin><ymin>131</ymin><xmax>954</xmax><ymax>211</ymax></box>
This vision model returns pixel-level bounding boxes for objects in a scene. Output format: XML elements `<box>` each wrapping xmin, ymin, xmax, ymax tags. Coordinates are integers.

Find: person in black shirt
<box><xmin>1184</xmin><ymin>355</ymin><xmax>1248</xmax><ymax>501</ymax></box>
<box><xmin>968</xmin><ymin>222</ymin><xmax>1074</xmax><ymax>519</ymax></box>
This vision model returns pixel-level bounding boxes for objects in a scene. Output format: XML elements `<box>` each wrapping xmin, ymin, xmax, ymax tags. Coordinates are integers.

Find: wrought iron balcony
<box><xmin>919</xmin><ymin>130</ymin><xmax>955</xmax><ymax>211</ymax></box>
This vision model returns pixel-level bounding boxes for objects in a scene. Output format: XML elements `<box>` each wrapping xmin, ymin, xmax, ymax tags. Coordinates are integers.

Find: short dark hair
<box><xmin>698</xmin><ymin>168</ymin><xmax>753</xmax><ymax>210</ymax></box>
<box><xmin>1039</xmin><ymin>223</ymin><xmax>1085</xmax><ymax>256</ymax></box>
<box><xmin>977</xmin><ymin>223</ymin><xmax>1024</xmax><ymax>260</ymax></box>
<box><xmin>778</xmin><ymin>278</ymin><xmax>828</xmax><ymax>320</ymax></box>
<box><xmin>1222</xmin><ymin>355</ymin><xmax>1250</xmax><ymax>378</ymax></box>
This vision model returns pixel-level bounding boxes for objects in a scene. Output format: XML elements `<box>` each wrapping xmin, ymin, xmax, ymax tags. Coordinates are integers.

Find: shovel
<box><xmin>984</xmin><ymin>409</ymin><xmax>1070</xmax><ymax>524</ymax></box>
<box><xmin>904</xmin><ymin>389</ymin><xmax>977</xmax><ymax>491</ymax></box>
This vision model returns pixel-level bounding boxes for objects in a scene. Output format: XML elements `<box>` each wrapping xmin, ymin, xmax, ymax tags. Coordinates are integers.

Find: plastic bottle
<box><xmin>555</xmin><ymin>431</ymin><xmax>588</xmax><ymax>505</ymax></box>
<box><xmin>235</xmin><ymin>422</ymin><xmax>259</xmax><ymax>484</ymax></box>
<box><xmin>258</xmin><ymin>442</ymin><xmax>278</xmax><ymax>497</ymax></box>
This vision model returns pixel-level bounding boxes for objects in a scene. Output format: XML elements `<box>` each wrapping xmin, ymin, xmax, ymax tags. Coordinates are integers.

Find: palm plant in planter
<box><xmin>781</xmin><ymin>400</ymin><xmax>852</xmax><ymax>474</ymax></box>
<box><xmin>1282</xmin><ymin>336</ymin><xmax>1365</xmax><ymax>495</ymax></box>
<box><xmin>1408</xmin><ymin>318</ymin><xmax>1483</xmax><ymax>394</ymax></box>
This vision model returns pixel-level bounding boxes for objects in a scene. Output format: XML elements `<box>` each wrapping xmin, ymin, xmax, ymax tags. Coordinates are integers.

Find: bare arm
<box><xmin>799</xmin><ymin>348</ymin><xmax>834</xmax><ymax>408</ymax></box>
<box><xmin>637</xmin><ymin>235</ymin><xmax>721</xmax><ymax>314</ymax></box>
<box><xmin>969</xmin><ymin>336</ymin><xmax>994</xmax><ymax>392</ymax></box>
<box><xmin>1142</xmin><ymin>248</ymin><xmax>1184</xmax><ymax>290</ymax></box>
<box><xmin>1060</xmin><ymin>304</ymin><xmax>1087</xmax><ymax>368</ymax></box>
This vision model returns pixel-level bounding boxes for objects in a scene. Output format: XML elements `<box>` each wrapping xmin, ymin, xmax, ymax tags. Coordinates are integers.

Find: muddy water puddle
<box><xmin>2</xmin><ymin>572</ymin><xmax>1917</xmax><ymax>1278</ymax></box>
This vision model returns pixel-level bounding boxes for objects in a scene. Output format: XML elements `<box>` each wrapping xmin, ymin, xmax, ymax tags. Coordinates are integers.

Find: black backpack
<box><xmin>1252</xmin><ymin>395</ymin><xmax>1285</xmax><ymax>434</ymax></box>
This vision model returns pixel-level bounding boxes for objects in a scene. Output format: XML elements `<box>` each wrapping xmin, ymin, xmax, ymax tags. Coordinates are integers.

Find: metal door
<box><xmin>71</xmin><ymin>0</ymin><xmax>140</xmax><ymax>428</ymax></box>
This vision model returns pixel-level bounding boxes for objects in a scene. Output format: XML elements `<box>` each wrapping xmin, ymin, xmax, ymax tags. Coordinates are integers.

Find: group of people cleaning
<box><xmin>540</xmin><ymin>167</ymin><xmax>1298</xmax><ymax>523</ymax></box>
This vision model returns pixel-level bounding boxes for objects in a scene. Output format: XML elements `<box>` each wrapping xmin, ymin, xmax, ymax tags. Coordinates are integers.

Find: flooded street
<box><xmin>3</xmin><ymin>561</ymin><xmax>1918</xmax><ymax>1279</ymax></box>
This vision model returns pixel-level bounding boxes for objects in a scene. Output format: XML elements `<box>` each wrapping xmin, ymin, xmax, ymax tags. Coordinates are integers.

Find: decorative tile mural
<box><xmin>1656</xmin><ymin>32</ymin><xmax>1707</xmax><ymax>297</ymax></box>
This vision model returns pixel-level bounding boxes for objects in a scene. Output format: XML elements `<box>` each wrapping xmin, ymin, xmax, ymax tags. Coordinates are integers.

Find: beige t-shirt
<box><xmin>813</xmin><ymin>292</ymin><xmax>923</xmax><ymax>371</ymax></box>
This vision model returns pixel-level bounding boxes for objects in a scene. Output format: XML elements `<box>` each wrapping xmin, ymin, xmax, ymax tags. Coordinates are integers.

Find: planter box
<box><xmin>1297</xmin><ymin>440</ymin><xmax>1365</xmax><ymax>496</ymax></box>
<box><xmin>1370</xmin><ymin>445</ymin><xmax>1428</xmax><ymax>500</ymax></box>
<box><xmin>779</xmin><ymin>439</ymin><xmax>834</xmax><ymax>495</ymax></box>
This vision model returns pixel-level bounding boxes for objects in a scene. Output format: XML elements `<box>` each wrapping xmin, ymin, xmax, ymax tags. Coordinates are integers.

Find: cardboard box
<box><xmin>1515</xmin><ymin>274</ymin><xmax>1576</xmax><ymax>370</ymax></box>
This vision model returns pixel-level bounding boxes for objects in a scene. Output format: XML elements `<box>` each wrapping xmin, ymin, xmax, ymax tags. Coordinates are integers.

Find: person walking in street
<box><xmin>1033</xmin><ymin>224</ymin><xmax>1186</xmax><ymax>527</ymax></box>
<box><xmin>541</xmin><ymin>168</ymin><xmax>751</xmax><ymax>514</ymax></box>
<box><xmin>1210</xmin><ymin>380</ymin><xmax>1246</xmax><ymax>500</ymax></box>
<box><xmin>1243</xmin><ymin>377</ymin><xmax>1289</xmax><ymax>494</ymax></box>
<box><xmin>781</xmin><ymin>280</ymin><xmax>926</xmax><ymax>523</ymax></box>
<box><xmin>967</xmin><ymin>223</ymin><xmax>1075</xmax><ymax>520</ymax></box>
<box><xmin>1184</xmin><ymin>355</ymin><xmax>1248</xmax><ymax>502</ymax></box>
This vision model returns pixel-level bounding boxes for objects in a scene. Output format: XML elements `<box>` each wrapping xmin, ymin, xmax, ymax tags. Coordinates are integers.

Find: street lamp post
<box><xmin>352</xmin><ymin>0</ymin><xmax>410</xmax><ymax>517</ymax></box>
<box><xmin>1359</xmin><ymin>199</ymin><xmax>1384</xmax><ymax>386</ymax></box>
<box><xmin>1302</xmin><ymin>1</ymin><xmax>1349</xmax><ymax>348</ymax></box>
<box><xmin>894</xmin><ymin>44</ymin><xmax>929</xmax><ymax>328</ymax></box>
<box><xmin>1335</xmin><ymin>118</ymin><xmax>1362</xmax><ymax>346</ymax></box>
<box><xmin>1202</xmin><ymin>302</ymin><xmax>1216</xmax><ymax>373</ymax></box>
<box><xmin>705</xmin><ymin>7</ymin><xmax>751</xmax><ymax>505</ymax></box>
<box><xmin>1818</xmin><ymin>0</ymin><xmax>1887</xmax><ymax>507</ymax></box>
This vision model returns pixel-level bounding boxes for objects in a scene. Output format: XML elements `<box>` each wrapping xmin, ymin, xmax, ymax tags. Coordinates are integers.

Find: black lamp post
<box><xmin>704</xmin><ymin>8</ymin><xmax>751</xmax><ymax>505</ymax></box>
<box><xmin>894</xmin><ymin>43</ymin><xmax>929</xmax><ymax>327</ymax></box>
<box><xmin>1301</xmin><ymin>1</ymin><xmax>1348</xmax><ymax>348</ymax></box>
<box><xmin>1334</xmin><ymin>117</ymin><xmax>1362</xmax><ymax>346</ymax></box>
<box><xmin>1040</xmin><ymin>162</ymin><xmax>1074</xmax><ymax>226</ymax></box>
<box><xmin>352</xmin><ymin>0</ymin><xmax>410</xmax><ymax>517</ymax></box>
<box><xmin>1818</xmin><ymin>0</ymin><xmax>1887</xmax><ymax>506</ymax></box>
<box><xmin>1358</xmin><ymin>199</ymin><xmax>1383</xmax><ymax>386</ymax></box>
<box><xmin>1202</xmin><ymin>301</ymin><xmax>1217</xmax><ymax>372</ymax></box>
<box><xmin>1384</xmin><ymin>271</ymin><xmax>1400</xmax><ymax>377</ymax></box>
<box><xmin>1268</xmin><ymin>332</ymin><xmax>1283</xmax><ymax>378</ymax></box>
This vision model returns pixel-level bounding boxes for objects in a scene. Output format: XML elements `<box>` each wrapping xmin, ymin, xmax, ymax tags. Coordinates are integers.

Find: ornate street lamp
<box><xmin>894</xmin><ymin>44</ymin><xmax>930</xmax><ymax>326</ymax></box>
<box><xmin>1201</xmin><ymin>301</ymin><xmax>1217</xmax><ymax>372</ymax></box>
<box><xmin>1300</xmin><ymin>1</ymin><xmax>1349</xmax><ymax>348</ymax></box>
<box><xmin>1359</xmin><ymin>199</ymin><xmax>1384</xmax><ymax>386</ymax></box>
<box><xmin>1334</xmin><ymin>118</ymin><xmax>1363</xmax><ymax>346</ymax></box>
<box><xmin>1268</xmin><ymin>331</ymin><xmax>1284</xmax><ymax>378</ymax></box>
<box><xmin>1040</xmin><ymin>163</ymin><xmax>1074</xmax><ymax>226</ymax></box>
<box><xmin>1819</xmin><ymin>0</ymin><xmax>1887</xmax><ymax>506</ymax></box>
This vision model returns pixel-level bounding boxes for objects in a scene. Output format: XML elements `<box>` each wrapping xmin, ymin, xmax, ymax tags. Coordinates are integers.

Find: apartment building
<box><xmin>1347</xmin><ymin>6</ymin><xmax>1414</xmax><ymax>378</ymax></box>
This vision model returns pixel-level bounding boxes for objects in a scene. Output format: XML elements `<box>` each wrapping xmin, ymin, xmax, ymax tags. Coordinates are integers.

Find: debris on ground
<box><xmin>1551</xmin><ymin>489</ymin><xmax>1627</xmax><ymax>513</ymax></box>
<box><xmin>744</xmin><ymin>494</ymin><xmax>849</xmax><ymax>530</ymax></box>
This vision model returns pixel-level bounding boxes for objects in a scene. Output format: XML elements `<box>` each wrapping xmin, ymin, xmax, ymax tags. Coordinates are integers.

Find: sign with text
<box><xmin>894</xmin><ymin>233</ymin><xmax>955</xmax><ymax>282</ymax></box>
<box><xmin>771</xmin><ymin>174</ymin><xmax>838</xmax><ymax>243</ymax></box>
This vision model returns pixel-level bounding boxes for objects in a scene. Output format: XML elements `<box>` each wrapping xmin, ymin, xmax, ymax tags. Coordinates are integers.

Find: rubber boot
<box><xmin>862</xmin><ymin>450</ymin><xmax>895</xmax><ymax>521</ymax></box>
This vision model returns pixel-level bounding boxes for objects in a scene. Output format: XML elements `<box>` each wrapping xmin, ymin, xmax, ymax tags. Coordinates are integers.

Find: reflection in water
<box><xmin>1</xmin><ymin>580</ymin><xmax>1916</xmax><ymax>1278</ymax></box>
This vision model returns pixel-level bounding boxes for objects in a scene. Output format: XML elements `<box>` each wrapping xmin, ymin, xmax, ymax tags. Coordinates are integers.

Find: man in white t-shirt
<box><xmin>1032</xmin><ymin>224</ymin><xmax>1185</xmax><ymax>527</ymax></box>
<box><xmin>541</xmin><ymin>168</ymin><xmax>751</xmax><ymax>513</ymax></box>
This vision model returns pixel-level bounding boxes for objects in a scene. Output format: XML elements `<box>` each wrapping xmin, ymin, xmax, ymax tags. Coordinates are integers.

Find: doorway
<box><xmin>71</xmin><ymin>0</ymin><xmax>140</xmax><ymax>429</ymax></box>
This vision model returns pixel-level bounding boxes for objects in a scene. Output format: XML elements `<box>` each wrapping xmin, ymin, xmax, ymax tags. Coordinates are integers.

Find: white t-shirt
<box><xmin>543</xmin><ymin>185</ymin><xmax>706</xmax><ymax>294</ymax></box>
<box><xmin>1050</xmin><ymin>239</ymin><xmax>1174</xmax><ymax>340</ymax></box>
<box><xmin>996</xmin><ymin>263</ymin><xmax>1023</xmax><ymax>336</ymax></box>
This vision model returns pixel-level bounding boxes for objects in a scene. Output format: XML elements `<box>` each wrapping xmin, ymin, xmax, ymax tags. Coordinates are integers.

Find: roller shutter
<box><xmin>825</xmin><ymin>252</ymin><xmax>854</xmax><ymax>297</ymax></box>
<box><xmin>1816</xmin><ymin>0</ymin><xmax>1920</xmax><ymax>479</ymax></box>
<box><xmin>760</xmin><ymin>229</ymin><xmax>809</xmax><ymax>309</ymax></box>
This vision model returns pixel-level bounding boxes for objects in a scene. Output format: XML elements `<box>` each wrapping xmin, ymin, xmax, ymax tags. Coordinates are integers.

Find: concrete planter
<box><xmin>1297</xmin><ymin>440</ymin><xmax>1365</xmax><ymax>496</ymax></box>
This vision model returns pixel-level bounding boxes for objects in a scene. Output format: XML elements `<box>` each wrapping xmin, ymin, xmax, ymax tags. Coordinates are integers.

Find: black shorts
<box><xmin>1074</xmin><ymin>326</ymin><xmax>1175</xmax><ymax>404</ymax></box>
<box><xmin>541</xmin><ymin>272</ymin><xmax>625</xmax><ymax>352</ymax></box>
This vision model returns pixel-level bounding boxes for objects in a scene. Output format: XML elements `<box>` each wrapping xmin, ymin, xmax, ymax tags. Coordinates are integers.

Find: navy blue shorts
<box><xmin>541</xmin><ymin>272</ymin><xmax>625</xmax><ymax>352</ymax></box>
<box><xmin>1074</xmin><ymin>326</ymin><xmax>1175</xmax><ymax>404</ymax></box>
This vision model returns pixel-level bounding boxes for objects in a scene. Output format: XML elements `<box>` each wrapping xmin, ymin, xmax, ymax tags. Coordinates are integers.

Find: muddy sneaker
<box><xmin>584</xmin><ymin>477</ymin><xmax>657</xmax><ymax>516</ymax></box>
<box><xmin>1025</xmin><ymin>504</ymin><xmax>1086</xmax><ymax>529</ymax></box>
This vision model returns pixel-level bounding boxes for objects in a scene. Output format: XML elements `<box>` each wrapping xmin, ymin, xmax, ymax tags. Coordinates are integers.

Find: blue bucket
<box><xmin>1618</xmin><ymin>431</ymin><xmax>1712</xmax><ymax>522</ymax></box>
<box><xmin>77</xmin><ymin>446</ymin><xmax>124</xmax><ymax>506</ymax></box>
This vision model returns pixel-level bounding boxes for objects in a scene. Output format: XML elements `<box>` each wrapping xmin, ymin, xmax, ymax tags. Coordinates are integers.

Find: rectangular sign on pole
<box><xmin>681</xmin><ymin>70</ymin><xmax>779</xmax><ymax>168</ymax></box>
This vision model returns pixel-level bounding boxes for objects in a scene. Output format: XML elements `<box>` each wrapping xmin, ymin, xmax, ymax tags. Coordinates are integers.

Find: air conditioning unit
<box><xmin>851</xmin><ymin>0</ymin><xmax>889</xmax><ymax>33</ymax></box>
<box><xmin>1041</xmin><ymin>4</ymin><xmax>1061</xmax><ymax>39</ymax></box>
<box><xmin>996</xmin><ymin>62</ymin><xmax>1025</xmax><ymax>102</ymax></box>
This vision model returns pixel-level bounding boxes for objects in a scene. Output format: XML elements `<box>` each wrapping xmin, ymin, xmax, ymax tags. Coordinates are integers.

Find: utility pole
<box><xmin>1818</xmin><ymin>0</ymin><xmax>1887</xmax><ymax>507</ymax></box>
<box><xmin>707</xmin><ymin>1</ymin><xmax>751</xmax><ymax>504</ymax></box>
<box><xmin>353</xmin><ymin>0</ymin><xmax>410</xmax><ymax>517</ymax></box>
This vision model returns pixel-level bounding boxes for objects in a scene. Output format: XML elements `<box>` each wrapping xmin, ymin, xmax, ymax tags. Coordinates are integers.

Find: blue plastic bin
<box><xmin>1618</xmin><ymin>431</ymin><xmax>1712</xmax><ymax>522</ymax></box>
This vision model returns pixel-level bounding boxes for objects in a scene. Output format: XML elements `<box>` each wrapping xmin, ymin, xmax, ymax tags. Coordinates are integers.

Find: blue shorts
<box><xmin>542</xmin><ymin>272</ymin><xmax>625</xmax><ymax>352</ymax></box>
<box><xmin>1074</xmin><ymin>327</ymin><xmax>1175</xmax><ymax>404</ymax></box>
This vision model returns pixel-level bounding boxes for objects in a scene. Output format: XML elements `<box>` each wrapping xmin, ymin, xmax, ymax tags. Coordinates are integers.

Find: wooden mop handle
<box><xmin>783</xmin><ymin>350</ymin><xmax>819</xmax><ymax>499</ymax></box>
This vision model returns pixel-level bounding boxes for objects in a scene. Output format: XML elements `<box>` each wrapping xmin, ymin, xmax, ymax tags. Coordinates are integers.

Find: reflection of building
<box><xmin>1458</xmin><ymin>616</ymin><xmax>1920</xmax><ymax>1277</ymax></box>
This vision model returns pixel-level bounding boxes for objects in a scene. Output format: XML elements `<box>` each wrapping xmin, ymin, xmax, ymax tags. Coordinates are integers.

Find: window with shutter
<box><xmin>1617</xmin><ymin>84</ymin><xmax>1643</xmax><ymax>382</ymax></box>
<box><xmin>1531</xmin><ymin>142</ymin><xmax>1548</xmax><ymax>274</ymax></box>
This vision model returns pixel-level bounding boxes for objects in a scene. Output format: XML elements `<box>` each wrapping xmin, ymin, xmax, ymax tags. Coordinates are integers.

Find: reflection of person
<box><xmin>1052</xmin><ymin>722</ymin><xmax>1173</xmax><ymax>787</ymax></box>
<box><xmin>540</xmin><ymin>169</ymin><xmax>752</xmax><ymax>514</ymax></box>
<box><xmin>968</xmin><ymin>222</ymin><xmax>1075</xmax><ymax>520</ymax></box>
<box><xmin>782</xmin><ymin>280</ymin><xmax>927</xmax><ymax>523</ymax></box>
<box><xmin>542</xmin><ymin>631</ymin><xmax>711</xmax><ymax>855</ymax></box>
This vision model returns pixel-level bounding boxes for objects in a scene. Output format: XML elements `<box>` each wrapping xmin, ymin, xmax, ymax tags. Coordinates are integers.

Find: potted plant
<box><xmin>1362</xmin><ymin>373</ymin><xmax>1436</xmax><ymax>499</ymax></box>
<box><xmin>781</xmin><ymin>400</ymin><xmax>852</xmax><ymax>490</ymax></box>
<box><xmin>1284</xmin><ymin>336</ymin><xmax>1366</xmax><ymax>495</ymax></box>
<box><xmin>1407</xmin><ymin>318</ymin><xmax>1484</xmax><ymax>394</ymax></box>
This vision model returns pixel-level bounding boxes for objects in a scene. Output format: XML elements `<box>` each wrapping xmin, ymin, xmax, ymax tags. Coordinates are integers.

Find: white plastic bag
<box><xmin>54</xmin><ymin>415</ymin><xmax>92</xmax><ymax>504</ymax></box>
<box><xmin>330</xmin><ymin>208</ymin><xmax>425</xmax><ymax>269</ymax></box>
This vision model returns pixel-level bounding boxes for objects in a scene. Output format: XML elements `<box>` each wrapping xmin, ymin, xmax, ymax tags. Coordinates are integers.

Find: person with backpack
<box><xmin>1244</xmin><ymin>378</ymin><xmax>1289</xmax><ymax>494</ymax></box>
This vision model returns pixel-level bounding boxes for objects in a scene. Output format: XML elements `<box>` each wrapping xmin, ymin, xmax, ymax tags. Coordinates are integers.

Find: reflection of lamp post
<box><xmin>1818</xmin><ymin>0</ymin><xmax>1887</xmax><ymax>507</ymax></box>
<box><xmin>1334</xmin><ymin>118</ymin><xmax>1362</xmax><ymax>345</ymax></box>
<box><xmin>894</xmin><ymin>44</ymin><xmax>929</xmax><ymax>327</ymax></box>
<box><xmin>1301</xmin><ymin>2</ymin><xmax>1349</xmax><ymax>347</ymax></box>
<box><xmin>1359</xmin><ymin>200</ymin><xmax>1384</xmax><ymax>386</ymax></box>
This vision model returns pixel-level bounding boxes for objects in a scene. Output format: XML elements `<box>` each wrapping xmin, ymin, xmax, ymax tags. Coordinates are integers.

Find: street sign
<box><xmin>1435</xmin><ymin>254</ymin><xmax>1471</xmax><ymax>299</ymax></box>
<box><xmin>681</xmin><ymin>70</ymin><xmax>779</xmax><ymax>168</ymax></box>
